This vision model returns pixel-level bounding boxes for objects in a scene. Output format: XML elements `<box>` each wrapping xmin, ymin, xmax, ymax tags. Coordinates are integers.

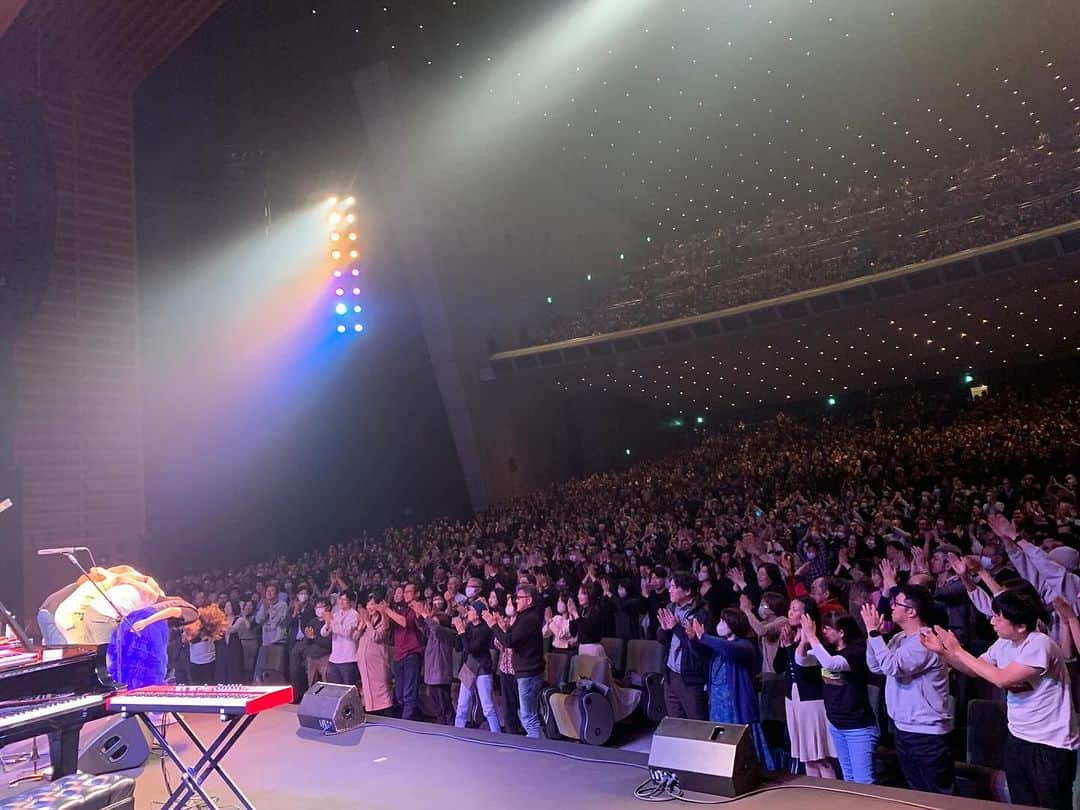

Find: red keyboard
<box><xmin>107</xmin><ymin>684</ymin><xmax>293</xmax><ymax>716</ymax></box>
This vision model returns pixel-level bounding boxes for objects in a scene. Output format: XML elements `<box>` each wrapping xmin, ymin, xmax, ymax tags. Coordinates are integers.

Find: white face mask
<box><xmin>698</xmin><ymin>571</ymin><xmax>709</xmax><ymax>582</ymax></box>
<box><xmin>979</xmin><ymin>555</ymin><xmax>995</xmax><ymax>570</ymax></box>
<box><xmin>715</xmin><ymin>620</ymin><xmax>731</xmax><ymax>638</ymax></box>
<box><xmin>314</xmin><ymin>607</ymin><xmax>325</xmax><ymax>619</ymax></box>
<box><xmin>757</xmin><ymin>605</ymin><xmax>772</xmax><ymax>619</ymax></box>
<box><xmin>617</xmin><ymin>588</ymin><xmax>628</xmax><ymax>599</ymax></box>
<box><xmin>465</xmin><ymin>586</ymin><xmax>478</xmax><ymax>598</ymax></box>
<box><xmin>505</xmin><ymin>602</ymin><xmax>516</xmax><ymax>617</ymax></box>
<box><xmin>805</xmin><ymin>551</ymin><xmax>818</xmax><ymax>561</ymax></box>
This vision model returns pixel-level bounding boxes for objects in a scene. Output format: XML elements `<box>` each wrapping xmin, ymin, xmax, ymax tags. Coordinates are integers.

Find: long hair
<box><xmin>183</xmin><ymin>604</ymin><xmax>228</xmax><ymax>643</ymax></box>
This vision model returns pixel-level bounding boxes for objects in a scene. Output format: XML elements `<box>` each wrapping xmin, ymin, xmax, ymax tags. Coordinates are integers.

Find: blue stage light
<box><xmin>335</xmin><ymin>303</ymin><xmax>348</xmax><ymax>315</ymax></box>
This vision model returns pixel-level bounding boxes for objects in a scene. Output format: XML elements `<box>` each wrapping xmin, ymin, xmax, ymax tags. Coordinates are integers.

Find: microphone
<box><xmin>37</xmin><ymin>546</ymin><xmax>89</xmax><ymax>556</ymax></box>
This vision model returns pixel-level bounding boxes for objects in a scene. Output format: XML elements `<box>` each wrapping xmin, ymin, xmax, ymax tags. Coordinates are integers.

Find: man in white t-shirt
<box><xmin>923</xmin><ymin>590</ymin><xmax>1079</xmax><ymax>810</ymax></box>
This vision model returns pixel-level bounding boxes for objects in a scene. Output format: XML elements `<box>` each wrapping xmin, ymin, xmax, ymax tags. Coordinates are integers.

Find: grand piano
<box><xmin>0</xmin><ymin>639</ymin><xmax>114</xmax><ymax>777</ymax></box>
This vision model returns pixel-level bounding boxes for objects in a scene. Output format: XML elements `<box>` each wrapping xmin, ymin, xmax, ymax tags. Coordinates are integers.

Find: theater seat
<box><xmin>621</xmin><ymin>639</ymin><xmax>666</xmax><ymax>723</ymax></box>
<box><xmin>544</xmin><ymin>654</ymin><xmax>643</xmax><ymax>745</ymax></box>
<box><xmin>544</xmin><ymin>652</ymin><xmax>573</xmax><ymax>689</ymax></box>
<box><xmin>3</xmin><ymin>772</ymin><xmax>136</xmax><ymax>810</ymax></box>
<box><xmin>253</xmin><ymin>644</ymin><xmax>288</xmax><ymax>685</ymax></box>
<box><xmin>600</xmin><ymin>637</ymin><xmax>626</xmax><ymax>675</ymax></box>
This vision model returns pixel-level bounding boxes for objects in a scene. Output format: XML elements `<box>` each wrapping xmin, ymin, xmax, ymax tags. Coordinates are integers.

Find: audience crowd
<box><xmin>532</xmin><ymin>124</ymin><xmax>1080</xmax><ymax>345</ymax></box>
<box><xmin>158</xmin><ymin>378</ymin><xmax>1080</xmax><ymax>807</ymax></box>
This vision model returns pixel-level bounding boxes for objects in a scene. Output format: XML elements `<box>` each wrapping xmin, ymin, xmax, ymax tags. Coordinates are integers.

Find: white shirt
<box><xmin>189</xmin><ymin>639</ymin><xmax>216</xmax><ymax>665</ymax></box>
<box><xmin>982</xmin><ymin>631</ymin><xmax>1079</xmax><ymax>750</ymax></box>
<box><xmin>322</xmin><ymin>608</ymin><xmax>359</xmax><ymax>664</ymax></box>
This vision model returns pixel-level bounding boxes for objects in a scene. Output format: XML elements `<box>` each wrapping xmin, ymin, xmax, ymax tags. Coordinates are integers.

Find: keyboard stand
<box><xmin>128</xmin><ymin>711</ymin><xmax>257</xmax><ymax>810</ymax></box>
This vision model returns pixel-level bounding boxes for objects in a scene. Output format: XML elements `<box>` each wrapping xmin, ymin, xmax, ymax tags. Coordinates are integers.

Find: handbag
<box><xmin>458</xmin><ymin>655</ymin><xmax>481</xmax><ymax>690</ymax></box>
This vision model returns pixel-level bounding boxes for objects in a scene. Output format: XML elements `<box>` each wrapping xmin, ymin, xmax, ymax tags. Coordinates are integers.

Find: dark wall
<box><xmin>134</xmin><ymin>1</ymin><xmax>471</xmax><ymax>575</ymax></box>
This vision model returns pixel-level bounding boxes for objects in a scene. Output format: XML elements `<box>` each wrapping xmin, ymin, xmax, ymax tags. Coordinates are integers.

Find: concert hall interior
<box><xmin>0</xmin><ymin>1</ymin><xmax>1079</xmax><ymax>809</ymax></box>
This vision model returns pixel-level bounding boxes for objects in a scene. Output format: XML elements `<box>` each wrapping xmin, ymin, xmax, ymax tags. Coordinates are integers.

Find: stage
<box><xmin>0</xmin><ymin>707</ymin><xmax>1010</xmax><ymax>810</ymax></box>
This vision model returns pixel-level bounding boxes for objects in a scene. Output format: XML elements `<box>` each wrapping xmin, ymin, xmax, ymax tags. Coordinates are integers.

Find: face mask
<box><xmin>505</xmin><ymin>603</ymin><xmax>516</xmax><ymax>617</ymax></box>
<box><xmin>715</xmin><ymin>620</ymin><xmax>731</xmax><ymax>638</ymax></box>
<box><xmin>465</xmin><ymin>586</ymin><xmax>478</xmax><ymax>598</ymax></box>
<box><xmin>979</xmin><ymin>555</ymin><xmax>994</xmax><ymax>570</ymax></box>
<box><xmin>865</xmin><ymin>539</ymin><xmax>877</xmax><ymax>550</ymax></box>
<box><xmin>617</xmin><ymin>588</ymin><xmax>628</xmax><ymax>599</ymax></box>
<box><xmin>297</xmin><ymin>593</ymin><xmax>308</xmax><ymax>603</ymax></box>
<box><xmin>697</xmin><ymin>571</ymin><xmax>709</xmax><ymax>582</ymax></box>
<box><xmin>502</xmin><ymin>558</ymin><xmax>511</xmax><ymax>565</ymax></box>
<box><xmin>314</xmin><ymin>607</ymin><xmax>325</xmax><ymax>619</ymax></box>
<box><xmin>757</xmin><ymin>605</ymin><xmax>772</xmax><ymax>619</ymax></box>
<box><xmin>568</xmin><ymin>554</ymin><xmax>577</xmax><ymax>562</ymax></box>
<box><xmin>805</xmin><ymin>551</ymin><xmax>817</xmax><ymax>561</ymax></box>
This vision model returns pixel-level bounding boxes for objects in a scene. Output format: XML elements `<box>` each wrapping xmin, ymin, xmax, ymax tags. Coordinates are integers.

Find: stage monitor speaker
<box><xmin>647</xmin><ymin>718</ymin><xmax>760</xmax><ymax>797</ymax></box>
<box><xmin>297</xmin><ymin>682</ymin><xmax>364</xmax><ymax>734</ymax></box>
<box><xmin>78</xmin><ymin>717</ymin><xmax>150</xmax><ymax>775</ymax></box>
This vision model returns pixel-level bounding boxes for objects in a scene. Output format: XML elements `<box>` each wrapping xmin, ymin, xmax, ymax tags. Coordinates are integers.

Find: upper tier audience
<box><xmin>529</xmin><ymin>125</ymin><xmax>1080</xmax><ymax>346</ymax></box>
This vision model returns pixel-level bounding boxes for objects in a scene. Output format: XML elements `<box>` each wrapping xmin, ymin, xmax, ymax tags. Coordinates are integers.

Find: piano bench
<box><xmin>1</xmin><ymin>772</ymin><xmax>135</xmax><ymax>810</ymax></box>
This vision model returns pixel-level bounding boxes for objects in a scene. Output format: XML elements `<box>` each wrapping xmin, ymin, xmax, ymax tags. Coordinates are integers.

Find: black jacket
<box><xmin>492</xmin><ymin>604</ymin><xmax>544</xmax><ymax>677</ymax></box>
<box><xmin>773</xmin><ymin>642</ymin><xmax>824</xmax><ymax>701</ymax></box>
<box><xmin>656</xmin><ymin>600</ymin><xmax>711</xmax><ymax>686</ymax></box>
<box><xmin>455</xmin><ymin>622</ymin><xmax>494</xmax><ymax>676</ymax></box>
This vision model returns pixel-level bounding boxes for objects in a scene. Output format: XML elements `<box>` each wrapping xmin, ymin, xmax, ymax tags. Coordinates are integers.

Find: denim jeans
<box><xmin>828</xmin><ymin>723</ymin><xmax>879</xmax><ymax>784</ymax></box>
<box><xmin>392</xmin><ymin>652</ymin><xmax>422</xmax><ymax>720</ymax></box>
<box><xmin>455</xmin><ymin>674</ymin><xmax>501</xmax><ymax>733</ymax></box>
<box><xmin>516</xmin><ymin>674</ymin><xmax>544</xmax><ymax>739</ymax></box>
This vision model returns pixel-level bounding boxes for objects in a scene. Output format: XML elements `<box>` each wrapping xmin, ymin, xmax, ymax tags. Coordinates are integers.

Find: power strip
<box><xmin>648</xmin><ymin>768</ymin><xmax>680</xmax><ymax>790</ymax></box>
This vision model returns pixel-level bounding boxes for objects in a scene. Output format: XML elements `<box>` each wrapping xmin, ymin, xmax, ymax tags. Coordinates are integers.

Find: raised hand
<box><xmin>986</xmin><ymin>512</ymin><xmax>1017</xmax><ymax>543</ymax></box>
<box><xmin>689</xmin><ymin>617</ymin><xmax>706</xmax><ymax>640</ymax></box>
<box><xmin>860</xmin><ymin>602</ymin><xmax>882</xmax><ymax>633</ymax></box>
<box><xmin>949</xmin><ymin>554</ymin><xmax>969</xmax><ymax>577</ymax></box>
<box><xmin>916</xmin><ymin>546</ymin><xmax>936</xmax><ymax>575</ymax></box>
<box><xmin>1052</xmin><ymin>596</ymin><xmax>1078</xmax><ymax>623</ymax></box>
<box><xmin>738</xmin><ymin>593</ymin><xmax>754</xmax><ymax>613</ymax></box>
<box><xmin>878</xmin><ymin>558</ymin><xmax>897</xmax><ymax>590</ymax></box>
<box><xmin>799</xmin><ymin>612</ymin><xmax>817</xmax><ymax>642</ymax></box>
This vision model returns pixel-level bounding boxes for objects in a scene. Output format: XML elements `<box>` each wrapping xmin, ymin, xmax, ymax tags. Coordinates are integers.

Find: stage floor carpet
<box><xmin>1</xmin><ymin>707</ymin><xmax>1006</xmax><ymax>810</ymax></box>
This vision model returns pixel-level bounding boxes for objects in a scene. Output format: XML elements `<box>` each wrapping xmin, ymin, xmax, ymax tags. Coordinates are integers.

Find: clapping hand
<box><xmin>688</xmin><ymin>617</ymin><xmax>706</xmax><ymax>640</ymax></box>
<box><xmin>567</xmin><ymin>598</ymin><xmax>579</xmax><ymax>620</ymax></box>
<box><xmin>481</xmin><ymin>609</ymin><xmax>499</xmax><ymax>628</ymax></box>
<box><xmin>919</xmin><ymin>626</ymin><xmax>959</xmax><ymax>657</ymax></box>
<box><xmin>799</xmin><ymin>613</ymin><xmax>817</xmax><ymax>642</ymax></box>
<box><xmin>779</xmin><ymin>622</ymin><xmax>795</xmax><ymax>646</ymax></box>
<box><xmin>658</xmin><ymin>607</ymin><xmax>678</xmax><ymax>631</ymax></box>
<box><xmin>1052</xmin><ymin>596</ymin><xmax>1078</xmax><ymax>623</ymax></box>
<box><xmin>452</xmin><ymin>616</ymin><xmax>466</xmax><ymax>634</ymax></box>
<box><xmin>860</xmin><ymin>602</ymin><xmax>883</xmax><ymax>633</ymax></box>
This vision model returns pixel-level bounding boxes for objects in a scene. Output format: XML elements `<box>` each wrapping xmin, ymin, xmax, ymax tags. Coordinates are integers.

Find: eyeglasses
<box><xmin>891</xmin><ymin>598</ymin><xmax>913</xmax><ymax>610</ymax></box>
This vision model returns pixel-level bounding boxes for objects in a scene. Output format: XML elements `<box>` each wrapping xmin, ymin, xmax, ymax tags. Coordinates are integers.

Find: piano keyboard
<box><xmin>107</xmin><ymin>684</ymin><xmax>293</xmax><ymax>716</ymax></box>
<box><xmin>0</xmin><ymin>693</ymin><xmax>106</xmax><ymax>731</ymax></box>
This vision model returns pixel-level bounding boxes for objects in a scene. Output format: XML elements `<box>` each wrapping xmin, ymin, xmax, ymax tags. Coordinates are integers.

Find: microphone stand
<box><xmin>58</xmin><ymin>551</ymin><xmax>129</xmax><ymax>689</ymax></box>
